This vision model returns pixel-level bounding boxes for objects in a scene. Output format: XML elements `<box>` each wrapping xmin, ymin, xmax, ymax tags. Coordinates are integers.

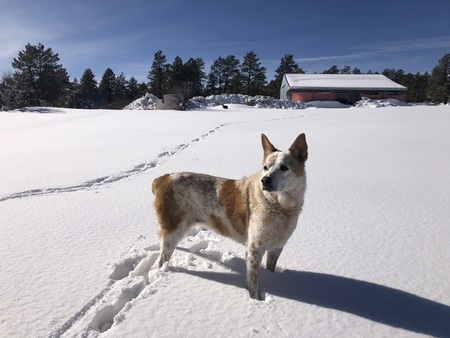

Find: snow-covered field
<box><xmin>1</xmin><ymin>102</ymin><xmax>449</xmax><ymax>337</ymax></box>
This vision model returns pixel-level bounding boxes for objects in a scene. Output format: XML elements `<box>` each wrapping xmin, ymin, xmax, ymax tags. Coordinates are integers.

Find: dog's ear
<box><xmin>261</xmin><ymin>133</ymin><xmax>278</xmax><ymax>162</ymax></box>
<box><xmin>289</xmin><ymin>133</ymin><xmax>308</xmax><ymax>163</ymax></box>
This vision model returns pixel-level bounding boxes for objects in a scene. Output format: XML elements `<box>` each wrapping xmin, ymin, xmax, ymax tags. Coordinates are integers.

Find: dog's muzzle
<box><xmin>261</xmin><ymin>176</ymin><xmax>273</xmax><ymax>191</ymax></box>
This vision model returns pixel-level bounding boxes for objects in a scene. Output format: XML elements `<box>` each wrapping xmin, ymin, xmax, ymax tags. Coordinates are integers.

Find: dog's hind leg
<box><xmin>158</xmin><ymin>220</ymin><xmax>191</xmax><ymax>268</ymax></box>
<box><xmin>266</xmin><ymin>247</ymin><xmax>283</xmax><ymax>272</ymax></box>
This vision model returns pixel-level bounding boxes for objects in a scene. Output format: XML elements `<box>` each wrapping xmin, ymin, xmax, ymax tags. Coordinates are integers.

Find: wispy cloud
<box><xmin>356</xmin><ymin>36</ymin><xmax>450</xmax><ymax>54</ymax></box>
<box><xmin>298</xmin><ymin>36</ymin><xmax>450</xmax><ymax>66</ymax></box>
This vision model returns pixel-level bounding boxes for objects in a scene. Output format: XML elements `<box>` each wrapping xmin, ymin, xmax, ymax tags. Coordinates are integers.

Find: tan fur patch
<box><xmin>152</xmin><ymin>174</ymin><xmax>185</xmax><ymax>237</ymax></box>
<box><xmin>285</xmin><ymin>155</ymin><xmax>306</xmax><ymax>177</ymax></box>
<box><xmin>218</xmin><ymin>180</ymin><xmax>247</xmax><ymax>236</ymax></box>
<box><xmin>210</xmin><ymin>215</ymin><xmax>231</xmax><ymax>237</ymax></box>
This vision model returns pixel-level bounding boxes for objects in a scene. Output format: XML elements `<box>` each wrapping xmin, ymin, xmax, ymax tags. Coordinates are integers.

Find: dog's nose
<box><xmin>261</xmin><ymin>176</ymin><xmax>272</xmax><ymax>189</ymax></box>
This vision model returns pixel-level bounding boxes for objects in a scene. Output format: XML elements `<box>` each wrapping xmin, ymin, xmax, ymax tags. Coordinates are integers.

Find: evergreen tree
<box><xmin>115</xmin><ymin>72</ymin><xmax>127</xmax><ymax>103</ymax></box>
<box><xmin>340</xmin><ymin>65</ymin><xmax>351</xmax><ymax>74</ymax></box>
<box><xmin>401</xmin><ymin>72</ymin><xmax>429</xmax><ymax>103</ymax></box>
<box><xmin>382</xmin><ymin>68</ymin><xmax>405</xmax><ymax>84</ymax></box>
<box><xmin>184</xmin><ymin>57</ymin><xmax>205</xmax><ymax>96</ymax></box>
<box><xmin>79</xmin><ymin>68</ymin><xmax>97</xmax><ymax>93</ymax></box>
<box><xmin>208</xmin><ymin>57</ymin><xmax>225</xmax><ymax>94</ymax></box>
<box><xmin>274</xmin><ymin>54</ymin><xmax>304</xmax><ymax>81</ymax></box>
<box><xmin>206</xmin><ymin>71</ymin><xmax>218</xmax><ymax>95</ymax></box>
<box><xmin>0</xmin><ymin>71</ymin><xmax>18</xmax><ymax>110</ymax></box>
<box><xmin>208</xmin><ymin>55</ymin><xmax>241</xmax><ymax>94</ymax></box>
<box><xmin>428</xmin><ymin>53</ymin><xmax>450</xmax><ymax>104</ymax></box>
<box><xmin>148</xmin><ymin>50</ymin><xmax>168</xmax><ymax>98</ymax></box>
<box><xmin>414</xmin><ymin>72</ymin><xmax>430</xmax><ymax>102</ymax></box>
<box><xmin>241</xmin><ymin>51</ymin><xmax>267</xmax><ymax>96</ymax></box>
<box><xmin>352</xmin><ymin>67</ymin><xmax>362</xmax><ymax>74</ymax></box>
<box><xmin>323</xmin><ymin>65</ymin><xmax>339</xmax><ymax>74</ymax></box>
<box><xmin>167</xmin><ymin>56</ymin><xmax>186</xmax><ymax>91</ymax></box>
<box><xmin>11</xmin><ymin>43</ymin><xmax>69</xmax><ymax>107</ymax></box>
<box><xmin>98</xmin><ymin>68</ymin><xmax>116</xmax><ymax>103</ymax></box>
<box><xmin>222</xmin><ymin>55</ymin><xmax>240</xmax><ymax>94</ymax></box>
<box><xmin>126</xmin><ymin>76</ymin><xmax>140</xmax><ymax>100</ymax></box>
<box><xmin>268</xmin><ymin>54</ymin><xmax>304</xmax><ymax>98</ymax></box>
<box><xmin>72</xmin><ymin>78</ymin><xmax>80</xmax><ymax>92</ymax></box>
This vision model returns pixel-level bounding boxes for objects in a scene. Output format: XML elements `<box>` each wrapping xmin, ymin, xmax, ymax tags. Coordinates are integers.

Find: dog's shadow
<box><xmin>176</xmin><ymin>255</ymin><xmax>450</xmax><ymax>337</ymax></box>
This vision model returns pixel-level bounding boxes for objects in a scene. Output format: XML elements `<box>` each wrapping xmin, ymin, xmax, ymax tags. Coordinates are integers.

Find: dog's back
<box><xmin>152</xmin><ymin>172</ymin><xmax>251</xmax><ymax>243</ymax></box>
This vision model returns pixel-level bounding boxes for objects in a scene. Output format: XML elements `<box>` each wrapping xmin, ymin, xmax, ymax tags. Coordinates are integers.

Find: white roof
<box><xmin>284</xmin><ymin>74</ymin><xmax>407</xmax><ymax>91</ymax></box>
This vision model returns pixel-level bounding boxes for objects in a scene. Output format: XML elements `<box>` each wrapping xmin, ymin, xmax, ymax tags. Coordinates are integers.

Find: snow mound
<box><xmin>187</xmin><ymin>94</ymin><xmax>309</xmax><ymax>110</ymax></box>
<box><xmin>123</xmin><ymin>93</ymin><xmax>412</xmax><ymax>111</ymax></box>
<box><xmin>123</xmin><ymin>93</ymin><xmax>162</xmax><ymax>110</ymax></box>
<box><xmin>123</xmin><ymin>93</ymin><xmax>309</xmax><ymax>110</ymax></box>
<box><xmin>353</xmin><ymin>97</ymin><xmax>410</xmax><ymax>108</ymax></box>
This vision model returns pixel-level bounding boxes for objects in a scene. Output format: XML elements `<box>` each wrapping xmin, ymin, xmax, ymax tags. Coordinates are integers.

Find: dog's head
<box><xmin>260</xmin><ymin>133</ymin><xmax>308</xmax><ymax>193</ymax></box>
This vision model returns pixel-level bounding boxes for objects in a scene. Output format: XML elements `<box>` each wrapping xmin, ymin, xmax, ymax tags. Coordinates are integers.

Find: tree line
<box><xmin>1</xmin><ymin>43</ymin><xmax>449</xmax><ymax>110</ymax></box>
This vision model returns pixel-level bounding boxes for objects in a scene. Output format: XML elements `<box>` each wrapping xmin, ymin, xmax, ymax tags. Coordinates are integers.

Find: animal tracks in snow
<box><xmin>1</xmin><ymin>113</ymin><xmax>310</xmax><ymax>203</ymax></box>
<box><xmin>0</xmin><ymin>123</ymin><xmax>227</xmax><ymax>203</ymax></box>
<box><xmin>53</xmin><ymin>228</ymin><xmax>246</xmax><ymax>337</ymax></box>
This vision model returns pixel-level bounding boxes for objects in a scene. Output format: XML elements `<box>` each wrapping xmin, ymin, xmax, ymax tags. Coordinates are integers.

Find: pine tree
<box><xmin>274</xmin><ymin>54</ymin><xmax>304</xmax><ymax>81</ymax></box>
<box><xmin>208</xmin><ymin>57</ymin><xmax>225</xmax><ymax>94</ymax></box>
<box><xmin>323</xmin><ymin>65</ymin><xmax>339</xmax><ymax>74</ymax></box>
<box><xmin>0</xmin><ymin>71</ymin><xmax>18</xmax><ymax>109</ymax></box>
<box><xmin>208</xmin><ymin>55</ymin><xmax>240</xmax><ymax>94</ymax></box>
<box><xmin>206</xmin><ymin>72</ymin><xmax>218</xmax><ymax>95</ymax></box>
<box><xmin>382</xmin><ymin>68</ymin><xmax>404</xmax><ymax>84</ymax></box>
<box><xmin>126</xmin><ymin>77</ymin><xmax>140</xmax><ymax>100</ymax></box>
<box><xmin>167</xmin><ymin>56</ymin><xmax>185</xmax><ymax>91</ymax></box>
<box><xmin>241</xmin><ymin>51</ymin><xmax>267</xmax><ymax>96</ymax></box>
<box><xmin>115</xmin><ymin>72</ymin><xmax>127</xmax><ymax>103</ymax></box>
<box><xmin>340</xmin><ymin>65</ymin><xmax>351</xmax><ymax>74</ymax></box>
<box><xmin>184</xmin><ymin>57</ymin><xmax>205</xmax><ymax>97</ymax></box>
<box><xmin>79</xmin><ymin>68</ymin><xmax>97</xmax><ymax>93</ymax></box>
<box><xmin>11</xmin><ymin>43</ymin><xmax>69</xmax><ymax>107</ymax></box>
<box><xmin>98</xmin><ymin>68</ymin><xmax>116</xmax><ymax>103</ymax></box>
<box><xmin>148</xmin><ymin>50</ymin><xmax>168</xmax><ymax>98</ymax></box>
<box><xmin>268</xmin><ymin>54</ymin><xmax>304</xmax><ymax>98</ymax></box>
<box><xmin>428</xmin><ymin>53</ymin><xmax>450</xmax><ymax>104</ymax></box>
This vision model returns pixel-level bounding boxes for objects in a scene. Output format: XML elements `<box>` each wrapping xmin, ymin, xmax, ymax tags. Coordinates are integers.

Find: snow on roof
<box><xmin>284</xmin><ymin>74</ymin><xmax>407</xmax><ymax>91</ymax></box>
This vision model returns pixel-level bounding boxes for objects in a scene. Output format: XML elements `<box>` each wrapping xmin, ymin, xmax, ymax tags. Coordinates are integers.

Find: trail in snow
<box><xmin>0</xmin><ymin>113</ymin><xmax>310</xmax><ymax>203</ymax></box>
<box><xmin>0</xmin><ymin>123</ymin><xmax>228</xmax><ymax>202</ymax></box>
<box><xmin>52</xmin><ymin>228</ymin><xmax>245</xmax><ymax>337</ymax></box>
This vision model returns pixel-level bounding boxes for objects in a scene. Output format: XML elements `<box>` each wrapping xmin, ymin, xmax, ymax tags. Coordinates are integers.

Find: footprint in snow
<box><xmin>56</xmin><ymin>227</ymin><xmax>244</xmax><ymax>336</ymax></box>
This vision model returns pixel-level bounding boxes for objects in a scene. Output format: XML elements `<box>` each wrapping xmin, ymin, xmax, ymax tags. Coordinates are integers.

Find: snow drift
<box><xmin>123</xmin><ymin>93</ymin><xmax>412</xmax><ymax>111</ymax></box>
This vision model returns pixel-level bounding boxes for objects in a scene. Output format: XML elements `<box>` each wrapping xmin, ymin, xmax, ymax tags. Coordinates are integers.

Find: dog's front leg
<box><xmin>246</xmin><ymin>242</ymin><xmax>264</xmax><ymax>300</ymax></box>
<box><xmin>266</xmin><ymin>247</ymin><xmax>283</xmax><ymax>272</ymax></box>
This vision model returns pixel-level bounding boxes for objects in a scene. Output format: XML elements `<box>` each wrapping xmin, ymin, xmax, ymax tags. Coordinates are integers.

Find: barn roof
<box><xmin>283</xmin><ymin>74</ymin><xmax>407</xmax><ymax>91</ymax></box>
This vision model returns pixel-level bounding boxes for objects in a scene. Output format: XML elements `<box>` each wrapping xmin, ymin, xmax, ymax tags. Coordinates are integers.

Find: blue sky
<box><xmin>1</xmin><ymin>0</ymin><xmax>450</xmax><ymax>83</ymax></box>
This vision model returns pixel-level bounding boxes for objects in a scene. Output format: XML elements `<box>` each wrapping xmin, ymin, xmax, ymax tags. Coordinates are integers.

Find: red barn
<box><xmin>280</xmin><ymin>74</ymin><xmax>407</xmax><ymax>104</ymax></box>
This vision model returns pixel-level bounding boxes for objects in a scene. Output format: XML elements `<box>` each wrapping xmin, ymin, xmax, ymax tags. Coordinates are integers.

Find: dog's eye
<box><xmin>263</xmin><ymin>165</ymin><xmax>269</xmax><ymax>171</ymax></box>
<box><xmin>280</xmin><ymin>165</ymin><xmax>289</xmax><ymax>171</ymax></box>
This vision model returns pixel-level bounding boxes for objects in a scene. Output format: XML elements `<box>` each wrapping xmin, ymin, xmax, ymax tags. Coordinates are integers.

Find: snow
<box><xmin>123</xmin><ymin>93</ymin><xmax>162</xmax><ymax>110</ymax></box>
<box><xmin>284</xmin><ymin>74</ymin><xmax>408</xmax><ymax>91</ymax></box>
<box><xmin>1</xmin><ymin>103</ymin><xmax>450</xmax><ymax>337</ymax></box>
<box><xmin>353</xmin><ymin>97</ymin><xmax>411</xmax><ymax>108</ymax></box>
<box><xmin>123</xmin><ymin>94</ymin><xmax>310</xmax><ymax>111</ymax></box>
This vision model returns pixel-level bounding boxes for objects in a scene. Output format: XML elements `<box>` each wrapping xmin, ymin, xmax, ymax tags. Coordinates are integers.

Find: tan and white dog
<box><xmin>152</xmin><ymin>133</ymin><xmax>308</xmax><ymax>299</ymax></box>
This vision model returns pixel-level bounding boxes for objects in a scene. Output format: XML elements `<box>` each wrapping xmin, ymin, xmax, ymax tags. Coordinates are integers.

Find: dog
<box><xmin>152</xmin><ymin>133</ymin><xmax>308</xmax><ymax>299</ymax></box>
